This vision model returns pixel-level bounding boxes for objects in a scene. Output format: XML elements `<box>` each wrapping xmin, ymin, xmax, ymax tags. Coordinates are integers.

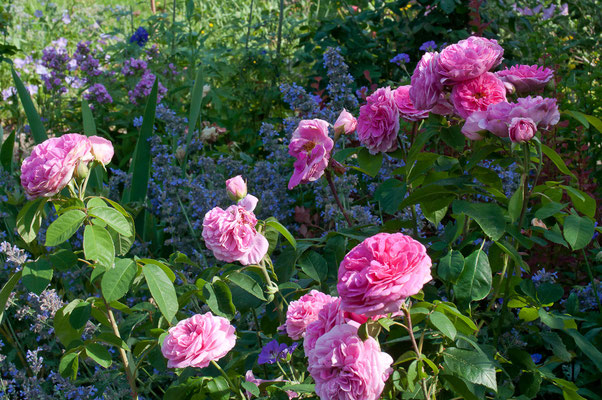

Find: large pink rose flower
<box><xmin>285</xmin><ymin>290</ymin><xmax>337</xmax><ymax>341</ymax></box>
<box><xmin>451</xmin><ymin>72</ymin><xmax>507</xmax><ymax>119</ymax></box>
<box><xmin>288</xmin><ymin>119</ymin><xmax>333</xmax><ymax>190</ymax></box>
<box><xmin>303</xmin><ymin>298</ymin><xmax>346</xmax><ymax>356</ymax></box>
<box><xmin>338</xmin><ymin>232</ymin><xmax>432</xmax><ymax>316</ymax></box>
<box><xmin>496</xmin><ymin>64</ymin><xmax>554</xmax><ymax>93</ymax></box>
<box><xmin>20</xmin><ymin>133</ymin><xmax>92</xmax><ymax>198</ymax></box>
<box><xmin>410</xmin><ymin>52</ymin><xmax>443</xmax><ymax>110</ymax></box>
<box><xmin>436</xmin><ymin>36</ymin><xmax>504</xmax><ymax>84</ymax></box>
<box><xmin>202</xmin><ymin>199</ymin><xmax>268</xmax><ymax>266</ymax></box>
<box><xmin>392</xmin><ymin>86</ymin><xmax>430</xmax><ymax>121</ymax></box>
<box><xmin>357</xmin><ymin>87</ymin><xmax>399</xmax><ymax>154</ymax></box>
<box><xmin>88</xmin><ymin>136</ymin><xmax>114</xmax><ymax>165</ymax></box>
<box><xmin>161</xmin><ymin>312</ymin><xmax>236</xmax><ymax>369</ymax></box>
<box><xmin>307</xmin><ymin>324</ymin><xmax>393</xmax><ymax>400</ymax></box>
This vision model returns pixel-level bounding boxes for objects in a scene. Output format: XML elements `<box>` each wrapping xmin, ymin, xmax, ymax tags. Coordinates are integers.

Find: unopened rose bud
<box><xmin>226</xmin><ymin>175</ymin><xmax>247</xmax><ymax>201</ymax></box>
<box><xmin>334</xmin><ymin>109</ymin><xmax>357</xmax><ymax>137</ymax></box>
<box><xmin>509</xmin><ymin>117</ymin><xmax>537</xmax><ymax>143</ymax></box>
<box><xmin>74</xmin><ymin>161</ymin><xmax>89</xmax><ymax>179</ymax></box>
<box><xmin>330</xmin><ymin>159</ymin><xmax>346</xmax><ymax>175</ymax></box>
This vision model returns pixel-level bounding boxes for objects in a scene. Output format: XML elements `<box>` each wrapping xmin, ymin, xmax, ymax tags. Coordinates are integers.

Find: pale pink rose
<box><xmin>436</xmin><ymin>36</ymin><xmax>504</xmax><ymax>84</ymax></box>
<box><xmin>202</xmin><ymin>202</ymin><xmax>269</xmax><ymax>266</ymax></box>
<box><xmin>245</xmin><ymin>371</ymin><xmax>298</xmax><ymax>399</ymax></box>
<box><xmin>303</xmin><ymin>298</ymin><xmax>346</xmax><ymax>356</ymax></box>
<box><xmin>338</xmin><ymin>232</ymin><xmax>432</xmax><ymax>316</ymax></box>
<box><xmin>334</xmin><ymin>109</ymin><xmax>357</xmax><ymax>135</ymax></box>
<box><xmin>20</xmin><ymin>134</ymin><xmax>92</xmax><ymax>198</ymax></box>
<box><xmin>451</xmin><ymin>72</ymin><xmax>507</xmax><ymax>119</ymax></box>
<box><xmin>509</xmin><ymin>117</ymin><xmax>537</xmax><ymax>143</ymax></box>
<box><xmin>226</xmin><ymin>175</ymin><xmax>247</xmax><ymax>201</ymax></box>
<box><xmin>88</xmin><ymin>136</ymin><xmax>114</xmax><ymax>165</ymax></box>
<box><xmin>288</xmin><ymin>119</ymin><xmax>333</xmax><ymax>190</ymax></box>
<box><xmin>285</xmin><ymin>290</ymin><xmax>337</xmax><ymax>340</ymax></box>
<box><xmin>307</xmin><ymin>324</ymin><xmax>393</xmax><ymax>400</ymax></box>
<box><xmin>511</xmin><ymin>96</ymin><xmax>560</xmax><ymax>129</ymax></box>
<box><xmin>497</xmin><ymin>64</ymin><xmax>554</xmax><ymax>93</ymax></box>
<box><xmin>392</xmin><ymin>85</ymin><xmax>430</xmax><ymax>121</ymax></box>
<box><xmin>410</xmin><ymin>52</ymin><xmax>443</xmax><ymax>110</ymax></box>
<box><xmin>357</xmin><ymin>87</ymin><xmax>399</xmax><ymax>154</ymax></box>
<box><xmin>161</xmin><ymin>312</ymin><xmax>236</xmax><ymax>369</ymax></box>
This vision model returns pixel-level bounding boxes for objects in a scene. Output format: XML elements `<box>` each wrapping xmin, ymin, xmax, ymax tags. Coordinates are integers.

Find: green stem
<box><xmin>211</xmin><ymin>360</ymin><xmax>247</xmax><ymax>400</ymax></box>
<box><xmin>324</xmin><ymin>169</ymin><xmax>352</xmax><ymax>227</ymax></box>
<box><xmin>276</xmin><ymin>0</ymin><xmax>284</xmax><ymax>57</ymax></box>
<box><xmin>401</xmin><ymin>303</ymin><xmax>430</xmax><ymax>400</ymax></box>
<box><xmin>517</xmin><ymin>143</ymin><xmax>531</xmax><ymax>228</ymax></box>
<box><xmin>582</xmin><ymin>249</ymin><xmax>601</xmax><ymax>311</ymax></box>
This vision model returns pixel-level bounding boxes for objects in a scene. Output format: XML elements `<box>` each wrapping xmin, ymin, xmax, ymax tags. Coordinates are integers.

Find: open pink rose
<box><xmin>288</xmin><ymin>119</ymin><xmax>333</xmax><ymax>190</ymax></box>
<box><xmin>334</xmin><ymin>109</ymin><xmax>357</xmax><ymax>135</ymax></box>
<box><xmin>303</xmin><ymin>298</ymin><xmax>346</xmax><ymax>356</ymax></box>
<box><xmin>338</xmin><ymin>232</ymin><xmax>432</xmax><ymax>316</ymax></box>
<box><xmin>88</xmin><ymin>136</ymin><xmax>114</xmax><ymax>165</ymax></box>
<box><xmin>285</xmin><ymin>290</ymin><xmax>337</xmax><ymax>340</ymax></box>
<box><xmin>410</xmin><ymin>52</ymin><xmax>443</xmax><ymax>110</ymax></box>
<box><xmin>161</xmin><ymin>312</ymin><xmax>236</xmax><ymax>369</ymax></box>
<box><xmin>509</xmin><ymin>117</ymin><xmax>537</xmax><ymax>143</ymax></box>
<box><xmin>202</xmin><ymin>200</ymin><xmax>268</xmax><ymax>266</ymax></box>
<box><xmin>436</xmin><ymin>36</ymin><xmax>504</xmax><ymax>84</ymax></box>
<box><xmin>451</xmin><ymin>72</ymin><xmax>507</xmax><ymax>119</ymax></box>
<box><xmin>357</xmin><ymin>87</ymin><xmax>399</xmax><ymax>154</ymax></box>
<box><xmin>226</xmin><ymin>175</ymin><xmax>247</xmax><ymax>201</ymax></box>
<box><xmin>392</xmin><ymin>85</ymin><xmax>430</xmax><ymax>121</ymax></box>
<box><xmin>20</xmin><ymin>133</ymin><xmax>92</xmax><ymax>198</ymax></box>
<box><xmin>307</xmin><ymin>324</ymin><xmax>393</xmax><ymax>400</ymax></box>
<box><xmin>497</xmin><ymin>64</ymin><xmax>554</xmax><ymax>93</ymax></box>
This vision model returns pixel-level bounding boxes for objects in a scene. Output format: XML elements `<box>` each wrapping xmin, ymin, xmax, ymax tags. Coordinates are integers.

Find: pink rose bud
<box><xmin>509</xmin><ymin>117</ymin><xmax>537</xmax><ymax>143</ymax></box>
<box><xmin>226</xmin><ymin>175</ymin><xmax>247</xmax><ymax>201</ymax></box>
<box><xmin>333</xmin><ymin>109</ymin><xmax>357</xmax><ymax>135</ymax></box>
<box><xmin>89</xmin><ymin>136</ymin><xmax>114</xmax><ymax>165</ymax></box>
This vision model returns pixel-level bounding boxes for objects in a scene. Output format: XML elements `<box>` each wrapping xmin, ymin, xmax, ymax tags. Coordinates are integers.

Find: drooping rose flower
<box><xmin>451</xmin><ymin>72</ymin><xmax>507</xmax><ymax>119</ymax></box>
<box><xmin>409</xmin><ymin>52</ymin><xmax>443</xmax><ymax>110</ymax></box>
<box><xmin>333</xmin><ymin>109</ymin><xmax>357</xmax><ymax>135</ymax></box>
<box><xmin>357</xmin><ymin>87</ymin><xmax>399</xmax><ymax>154</ymax></box>
<box><xmin>161</xmin><ymin>312</ymin><xmax>236</xmax><ymax>369</ymax></box>
<box><xmin>88</xmin><ymin>136</ymin><xmax>114</xmax><ymax>165</ymax></box>
<box><xmin>509</xmin><ymin>117</ymin><xmax>537</xmax><ymax>143</ymax></box>
<box><xmin>288</xmin><ymin>119</ymin><xmax>333</xmax><ymax>190</ymax></box>
<box><xmin>202</xmin><ymin>198</ymin><xmax>268</xmax><ymax>266</ymax></box>
<box><xmin>285</xmin><ymin>290</ymin><xmax>337</xmax><ymax>341</ymax></box>
<box><xmin>20</xmin><ymin>134</ymin><xmax>92</xmax><ymax>198</ymax></box>
<box><xmin>496</xmin><ymin>64</ymin><xmax>554</xmax><ymax>93</ymax></box>
<box><xmin>338</xmin><ymin>232</ymin><xmax>432</xmax><ymax>316</ymax></box>
<box><xmin>511</xmin><ymin>96</ymin><xmax>560</xmax><ymax>129</ymax></box>
<box><xmin>461</xmin><ymin>111</ymin><xmax>487</xmax><ymax>140</ymax></box>
<box><xmin>436</xmin><ymin>36</ymin><xmax>504</xmax><ymax>84</ymax></box>
<box><xmin>225</xmin><ymin>175</ymin><xmax>247</xmax><ymax>201</ymax></box>
<box><xmin>392</xmin><ymin>85</ymin><xmax>430</xmax><ymax>121</ymax></box>
<box><xmin>307</xmin><ymin>324</ymin><xmax>393</xmax><ymax>400</ymax></box>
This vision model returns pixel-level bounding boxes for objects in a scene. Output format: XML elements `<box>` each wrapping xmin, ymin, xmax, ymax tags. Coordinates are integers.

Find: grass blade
<box><xmin>11</xmin><ymin>67</ymin><xmax>47</xmax><ymax>144</ymax></box>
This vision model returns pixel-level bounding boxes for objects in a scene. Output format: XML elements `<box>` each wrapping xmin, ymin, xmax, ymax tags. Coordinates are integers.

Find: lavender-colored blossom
<box><xmin>323</xmin><ymin>47</ymin><xmax>358</xmax><ymax>113</ymax></box>
<box><xmin>133</xmin><ymin>116</ymin><xmax>143</xmax><ymax>127</ymax></box>
<box><xmin>129</xmin><ymin>27</ymin><xmax>149</xmax><ymax>47</ymax></box>
<box><xmin>531</xmin><ymin>268</ymin><xmax>558</xmax><ymax>287</ymax></box>
<box><xmin>61</xmin><ymin>10</ymin><xmax>71</xmax><ymax>24</ymax></box>
<box><xmin>2</xmin><ymin>87</ymin><xmax>16</xmax><ymax>101</ymax></box>
<box><xmin>390</xmin><ymin>53</ymin><xmax>410</xmax><ymax>65</ymax></box>
<box><xmin>128</xmin><ymin>71</ymin><xmax>167</xmax><ymax>105</ymax></box>
<box><xmin>84</xmin><ymin>83</ymin><xmax>113</xmax><ymax>106</ymax></box>
<box><xmin>257</xmin><ymin>340</ymin><xmax>298</xmax><ymax>365</ymax></box>
<box><xmin>34</xmin><ymin>10</ymin><xmax>43</xmax><ymax>18</ymax></box>
<box><xmin>40</xmin><ymin>44</ymin><xmax>71</xmax><ymax>93</ymax></box>
<box><xmin>121</xmin><ymin>58</ymin><xmax>148</xmax><ymax>76</ymax></box>
<box><xmin>73</xmin><ymin>41</ymin><xmax>102</xmax><ymax>77</ymax></box>
<box><xmin>420</xmin><ymin>40</ymin><xmax>437</xmax><ymax>52</ymax></box>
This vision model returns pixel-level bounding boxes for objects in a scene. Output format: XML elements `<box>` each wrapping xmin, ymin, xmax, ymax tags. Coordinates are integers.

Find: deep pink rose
<box><xmin>226</xmin><ymin>175</ymin><xmax>247</xmax><ymax>201</ymax></box>
<box><xmin>511</xmin><ymin>96</ymin><xmax>560</xmax><ymax>129</ymax></box>
<box><xmin>286</xmin><ymin>290</ymin><xmax>337</xmax><ymax>340</ymax></box>
<box><xmin>303</xmin><ymin>298</ymin><xmax>346</xmax><ymax>356</ymax></box>
<box><xmin>288</xmin><ymin>119</ymin><xmax>333</xmax><ymax>190</ymax></box>
<box><xmin>357</xmin><ymin>87</ymin><xmax>399</xmax><ymax>154</ymax></box>
<box><xmin>202</xmin><ymin>201</ymin><xmax>269</xmax><ymax>266</ymax></box>
<box><xmin>334</xmin><ymin>109</ymin><xmax>357</xmax><ymax>135</ymax></box>
<box><xmin>338</xmin><ymin>232</ymin><xmax>432</xmax><ymax>316</ymax></box>
<box><xmin>410</xmin><ymin>52</ymin><xmax>444</xmax><ymax>110</ymax></box>
<box><xmin>20</xmin><ymin>134</ymin><xmax>92</xmax><ymax>198</ymax></box>
<box><xmin>496</xmin><ymin>64</ymin><xmax>554</xmax><ymax>93</ymax></box>
<box><xmin>89</xmin><ymin>136</ymin><xmax>114</xmax><ymax>165</ymax></box>
<box><xmin>451</xmin><ymin>72</ymin><xmax>507</xmax><ymax>119</ymax></box>
<box><xmin>436</xmin><ymin>36</ymin><xmax>504</xmax><ymax>84</ymax></box>
<box><xmin>392</xmin><ymin>86</ymin><xmax>430</xmax><ymax>121</ymax></box>
<box><xmin>307</xmin><ymin>324</ymin><xmax>393</xmax><ymax>400</ymax></box>
<box><xmin>509</xmin><ymin>117</ymin><xmax>537</xmax><ymax>143</ymax></box>
<box><xmin>161</xmin><ymin>312</ymin><xmax>236</xmax><ymax>369</ymax></box>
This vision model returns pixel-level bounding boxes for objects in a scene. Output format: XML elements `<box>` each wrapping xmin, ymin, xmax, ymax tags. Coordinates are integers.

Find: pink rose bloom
<box><xmin>410</xmin><ymin>52</ymin><xmax>443</xmax><ymax>110</ymax></box>
<box><xmin>286</xmin><ymin>290</ymin><xmax>337</xmax><ymax>340</ymax></box>
<box><xmin>89</xmin><ymin>136</ymin><xmax>114</xmax><ymax>165</ymax></box>
<box><xmin>226</xmin><ymin>175</ymin><xmax>247</xmax><ymax>201</ymax></box>
<box><xmin>334</xmin><ymin>109</ymin><xmax>357</xmax><ymax>135</ymax></box>
<box><xmin>511</xmin><ymin>96</ymin><xmax>560</xmax><ymax>129</ymax></box>
<box><xmin>161</xmin><ymin>312</ymin><xmax>236</xmax><ymax>369</ymax></box>
<box><xmin>509</xmin><ymin>117</ymin><xmax>537</xmax><ymax>143</ymax></box>
<box><xmin>20</xmin><ymin>134</ymin><xmax>92</xmax><ymax>198</ymax></box>
<box><xmin>202</xmin><ymin>199</ymin><xmax>269</xmax><ymax>266</ymax></box>
<box><xmin>436</xmin><ymin>36</ymin><xmax>504</xmax><ymax>84</ymax></box>
<box><xmin>288</xmin><ymin>119</ymin><xmax>333</xmax><ymax>190</ymax></box>
<box><xmin>338</xmin><ymin>232</ymin><xmax>432</xmax><ymax>316</ymax></box>
<box><xmin>451</xmin><ymin>72</ymin><xmax>507</xmax><ymax>119</ymax></box>
<box><xmin>307</xmin><ymin>324</ymin><xmax>393</xmax><ymax>400</ymax></box>
<box><xmin>392</xmin><ymin>86</ymin><xmax>430</xmax><ymax>121</ymax></box>
<box><xmin>303</xmin><ymin>298</ymin><xmax>346</xmax><ymax>356</ymax></box>
<box><xmin>497</xmin><ymin>64</ymin><xmax>554</xmax><ymax>93</ymax></box>
<box><xmin>357</xmin><ymin>87</ymin><xmax>400</xmax><ymax>154</ymax></box>
<box><xmin>461</xmin><ymin>111</ymin><xmax>487</xmax><ymax>140</ymax></box>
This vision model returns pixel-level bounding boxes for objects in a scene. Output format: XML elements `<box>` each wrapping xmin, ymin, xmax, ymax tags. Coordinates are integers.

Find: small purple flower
<box><xmin>419</xmin><ymin>40</ymin><xmax>437</xmax><ymax>52</ymax></box>
<box><xmin>61</xmin><ymin>10</ymin><xmax>71</xmax><ymax>24</ymax></box>
<box><xmin>390</xmin><ymin>53</ymin><xmax>410</xmax><ymax>65</ymax></box>
<box><xmin>133</xmin><ymin>116</ymin><xmax>143</xmax><ymax>127</ymax></box>
<box><xmin>257</xmin><ymin>340</ymin><xmax>298</xmax><ymax>365</ymax></box>
<box><xmin>2</xmin><ymin>87</ymin><xmax>16</xmax><ymax>101</ymax></box>
<box><xmin>34</xmin><ymin>10</ymin><xmax>43</xmax><ymax>18</ymax></box>
<box><xmin>129</xmin><ymin>27</ymin><xmax>149</xmax><ymax>47</ymax></box>
<box><xmin>531</xmin><ymin>353</ymin><xmax>542</xmax><ymax>364</ymax></box>
<box><xmin>559</xmin><ymin>3</ymin><xmax>568</xmax><ymax>15</ymax></box>
<box><xmin>84</xmin><ymin>83</ymin><xmax>113</xmax><ymax>106</ymax></box>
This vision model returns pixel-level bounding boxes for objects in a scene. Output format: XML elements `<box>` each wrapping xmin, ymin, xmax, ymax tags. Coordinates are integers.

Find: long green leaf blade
<box><xmin>11</xmin><ymin>67</ymin><xmax>47</xmax><ymax>143</ymax></box>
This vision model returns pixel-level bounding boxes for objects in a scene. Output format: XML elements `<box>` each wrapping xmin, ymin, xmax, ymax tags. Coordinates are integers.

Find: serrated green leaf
<box><xmin>443</xmin><ymin>348</ymin><xmax>497</xmax><ymax>392</ymax></box>
<box><xmin>429</xmin><ymin>311</ymin><xmax>456</xmax><ymax>340</ymax></box>
<box><xmin>45</xmin><ymin>210</ymin><xmax>86</xmax><ymax>246</ymax></box>
<box><xmin>227</xmin><ymin>272</ymin><xmax>266</xmax><ymax>301</ymax></box>
<box><xmin>101</xmin><ymin>258</ymin><xmax>137</xmax><ymax>302</ymax></box>
<box><xmin>454</xmin><ymin>249</ymin><xmax>492</xmax><ymax>308</ymax></box>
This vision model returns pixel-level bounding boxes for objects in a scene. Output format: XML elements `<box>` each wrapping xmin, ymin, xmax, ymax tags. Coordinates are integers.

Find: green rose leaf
<box><xmin>142</xmin><ymin>263</ymin><xmax>178</xmax><ymax>323</ymax></box>
<box><xmin>84</xmin><ymin>342</ymin><xmax>112</xmax><ymax>368</ymax></box>
<box><xmin>45</xmin><ymin>209</ymin><xmax>86</xmax><ymax>246</ymax></box>
<box><xmin>88</xmin><ymin>206</ymin><xmax>133</xmax><ymax>236</ymax></box>
<box><xmin>101</xmin><ymin>258</ymin><xmax>137</xmax><ymax>302</ymax></box>
<box><xmin>443</xmin><ymin>347</ymin><xmax>497</xmax><ymax>392</ymax></box>
<box><xmin>454</xmin><ymin>249</ymin><xmax>492</xmax><ymax>308</ymax></box>
<box><xmin>83</xmin><ymin>225</ymin><xmax>115</xmax><ymax>268</ymax></box>
<box><xmin>22</xmin><ymin>259</ymin><xmax>53</xmax><ymax>295</ymax></box>
<box><xmin>563</xmin><ymin>214</ymin><xmax>594</xmax><ymax>250</ymax></box>
<box><xmin>452</xmin><ymin>200</ymin><xmax>505</xmax><ymax>241</ymax></box>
